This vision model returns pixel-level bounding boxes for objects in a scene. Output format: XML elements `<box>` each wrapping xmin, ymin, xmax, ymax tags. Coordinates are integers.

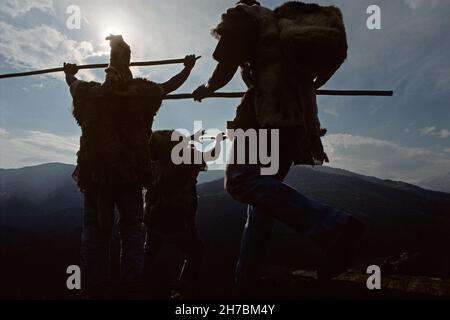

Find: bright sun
<box><xmin>96</xmin><ymin>12</ymin><xmax>134</xmax><ymax>44</ymax></box>
<box><xmin>103</xmin><ymin>26</ymin><xmax>122</xmax><ymax>38</ymax></box>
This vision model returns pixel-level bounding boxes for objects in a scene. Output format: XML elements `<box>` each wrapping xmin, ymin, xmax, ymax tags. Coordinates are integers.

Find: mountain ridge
<box><xmin>1</xmin><ymin>162</ymin><xmax>441</xmax><ymax>196</ymax></box>
<box><xmin>419</xmin><ymin>172</ymin><xmax>450</xmax><ymax>194</ymax></box>
<box><xmin>1</xmin><ymin>162</ymin><xmax>450</xmax><ymax>298</ymax></box>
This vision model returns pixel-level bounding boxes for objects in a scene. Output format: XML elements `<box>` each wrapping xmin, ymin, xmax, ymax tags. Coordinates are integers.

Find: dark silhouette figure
<box><xmin>143</xmin><ymin>130</ymin><xmax>218</xmax><ymax>297</ymax></box>
<box><xmin>64</xmin><ymin>35</ymin><xmax>196</xmax><ymax>297</ymax></box>
<box><xmin>193</xmin><ymin>1</ymin><xmax>365</xmax><ymax>293</ymax></box>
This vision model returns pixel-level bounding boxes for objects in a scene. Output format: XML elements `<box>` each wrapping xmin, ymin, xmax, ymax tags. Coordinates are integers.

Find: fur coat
<box><xmin>213</xmin><ymin>2</ymin><xmax>348</xmax><ymax>165</ymax></box>
<box><xmin>72</xmin><ymin>78</ymin><xmax>163</xmax><ymax>190</ymax></box>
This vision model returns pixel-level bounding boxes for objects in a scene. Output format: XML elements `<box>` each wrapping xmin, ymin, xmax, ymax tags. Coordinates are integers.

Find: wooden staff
<box><xmin>0</xmin><ymin>57</ymin><xmax>393</xmax><ymax>97</ymax></box>
<box><xmin>164</xmin><ymin>90</ymin><xmax>394</xmax><ymax>99</ymax></box>
<box><xmin>0</xmin><ymin>57</ymin><xmax>201</xmax><ymax>79</ymax></box>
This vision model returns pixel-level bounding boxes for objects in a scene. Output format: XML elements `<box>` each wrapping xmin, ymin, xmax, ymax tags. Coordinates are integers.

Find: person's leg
<box><xmin>80</xmin><ymin>191</ymin><xmax>113</xmax><ymax>293</ymax></box>
<box><xmin>232</xmin><ymin>154</ymin><xmax>291</xmax><ymax>291</ymax></box>
<box><xmin>226</xmin><ymin>132</ymin><xmax>363</xmax><ymax>282</ymax></box>
<box><xmin>235</xmin><ymin>205</ymin><xmax>274</xmax><ymax>291</ymax></box>
<box><xmin>115</xmin><ymin>185</ymin><xmax>145</xmax><ymax>283</ymax></box>
<box><xmin>174</xmin><ymin>229</ymin><xmax>205</xmax><ymax>286</ymax></box>
<box><xmin>225</xmin><ymin>162</ymin><xmax>351</xmax><ymax>248</ymax></box>
<box><xmin>143</xmin><ymin>228</ymin><xmax>164</xmax><ymax>282</ymax></box>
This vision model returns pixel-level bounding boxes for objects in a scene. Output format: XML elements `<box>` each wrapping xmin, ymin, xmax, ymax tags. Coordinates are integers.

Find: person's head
<box><xmin>150</xmin><ymin>130</ymin><xmax>184</xmax><ymax>162</ymax></box>
<box><xmin>236</xmin><ymin>0</ymin><xmax>260</xmax><ymax>6</ymax></box>
<box><xmin>150</xmin><ymin>130</ymin><xmax>205</xmax><ymax>165</ymax></box>
<box><xmin>104</xmin><ymin>35</ymin><xmax>133</xmax><ymax>85</ymax></box>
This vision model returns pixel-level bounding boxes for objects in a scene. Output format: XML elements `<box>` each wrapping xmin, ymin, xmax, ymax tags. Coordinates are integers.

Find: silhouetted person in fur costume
<box><xmin>193</xmin><ymin>1</ymin><xmax>365</xmax><ymax>293</ymax></box>
<box><xmin>64</xmin><ymin>35</ymin><xmax>196</xmax><ymax>297</ymax></box>
<box><xmin>143</xmin><ymin>130</ymin><xmax>221</xmax><ymax>297</ymax></box>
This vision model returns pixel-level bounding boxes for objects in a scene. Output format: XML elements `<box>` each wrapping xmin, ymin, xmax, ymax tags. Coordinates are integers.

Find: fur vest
<box><xmin>72</xmin><ymin>79</ymin><xmax>163</xmax><ymax>189</ymax></box>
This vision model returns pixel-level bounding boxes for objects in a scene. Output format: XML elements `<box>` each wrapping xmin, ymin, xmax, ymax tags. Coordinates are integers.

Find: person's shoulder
<box><xmin>69</xmin><ymin>79</ymin><xmax>84</xmax><ymax>98</ymax></box>
<box><xmin>70</xmin><ymin>80</ymin><xmax>100</xmax><ymax>98</ymax></box>
<box><xmin>128</xmin><ymin>78</ymin><xmax>164</xmax><ymax>96</ymax></box>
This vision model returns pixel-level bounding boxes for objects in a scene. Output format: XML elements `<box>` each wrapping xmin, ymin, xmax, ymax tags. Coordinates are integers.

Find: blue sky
<box><xmin>0</xmin><ymin>0</ymin><xmax>449</xmax><ymax>183</ymax></box>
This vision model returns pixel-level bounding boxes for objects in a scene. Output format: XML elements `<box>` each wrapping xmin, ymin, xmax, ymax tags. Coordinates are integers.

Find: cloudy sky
<box><xmin>0</xmin><ymin>0</ymin><xmax>449</xmax><ymax>183</ymax></box>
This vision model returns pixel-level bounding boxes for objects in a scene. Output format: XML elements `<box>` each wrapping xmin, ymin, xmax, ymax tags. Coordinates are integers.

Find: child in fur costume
<box><xmin>143</xmin><ymin>130</ymin><xmax>221</xmax><ymax>297</ymax></box>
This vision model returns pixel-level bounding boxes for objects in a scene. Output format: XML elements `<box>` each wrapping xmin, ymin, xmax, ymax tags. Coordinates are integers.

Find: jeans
<box><xmin>225</xmin><ymin>138</ymin><xmax>351</xmax><ymax>288</ymax></box>
<box><xmin>144</xmin><ymin>228</ymin><xmax>204</xmax><ymax>286</ymax></box>
<box><xmin>81</xmin><ymin>185</ymin><xmax>145</xmax><ymax>291</ymax></box>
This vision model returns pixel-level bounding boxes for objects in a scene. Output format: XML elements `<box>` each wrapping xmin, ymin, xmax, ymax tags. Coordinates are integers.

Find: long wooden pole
<box><xmin>165</xmin><ymin>90</ymin><xmax>394</xmax><ymax>99</ymax></box>
<box><xmin>0</xmin><ymin>58</ymin><xmax>197</xmax><ymax>79</ymax></box>
<box><xmin>0</xmin><ymin>58</ymin><xmax>393</xmax><ymax>97</ymax></box>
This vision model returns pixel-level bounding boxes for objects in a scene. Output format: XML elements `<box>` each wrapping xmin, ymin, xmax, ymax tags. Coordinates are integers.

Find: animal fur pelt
<box><xmin>274</xmin><ymin>1</ymin><xmax>348</xmax><ymax>77</ymax></box>
<box><xmin>210</xmin><ymin>2</ymin><xmax>334</xmax><ymax>165</ymax></box>
<box><xmin>72</xmin><ymin>78</ymin><xmax>163</xmax><ymax>190</ymax></box>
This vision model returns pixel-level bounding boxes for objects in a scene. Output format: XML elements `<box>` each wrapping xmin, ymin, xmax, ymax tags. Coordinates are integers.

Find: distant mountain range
<box><xmin>419</xmin><ymin>172</ymin><xmax>450</xmax><ymax>194</ymax></box>
<box><xmin>1</xmin><ymin>163</ymin><xmax>450</xmax><ymax>299</ymax></box>
<box><xmin>0</xmin><ymin>163</ymin><xmax>76</xmax><ymax>203</ymax></box>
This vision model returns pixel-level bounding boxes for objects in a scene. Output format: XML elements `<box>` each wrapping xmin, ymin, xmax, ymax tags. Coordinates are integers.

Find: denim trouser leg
<box><xmin>235</xmin><ymin>205</ymin><xmax>274</xmax><ymax>287</ymax></box>
<box><xmin>81</xmin><ymin>193</ymin><xmax>112</xmax><ymax>291</ymax></box>
<box><xmin>175</xmin><ymin>230</ymin><xmax>204</xmax><ymax>286</ymax></box>
<box><xmin>226</xmin><ymin>156</ymin><xmax>351</xmax><ymax>287</ymax></box>
<box><xmin>116</xmin><ymin>186</ymin><xmax>145</xmax><ymax>283</ymax></box>
<box><xmin>226</xmin><ymin>163</ymin><xmax>350</xmax><ymax>243</ymax></box>
<box><xmin>144</xmin><ymin>230</ymin><xmax>164</xmax><ymax>273</ymax></box>
<box><xmin>145</xmin><ymin>227</ymin><xmax>204</xmax><ymax>287</ymax></box>
<box><xmin>81</xmin><ymin>186</ymin><xmax>145</xmax><ymax>290</ymax></box>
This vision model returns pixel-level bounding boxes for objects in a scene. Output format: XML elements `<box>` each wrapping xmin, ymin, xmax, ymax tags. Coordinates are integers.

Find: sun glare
<box><xmin>103</xmin><ymin>26</ymin><xmax>122</xmax><ymax>38</ymax></box>
<box><xmin>96</xmin><ymin>12</ymin><xmax>135</xmax><ymax>46</ymax></box>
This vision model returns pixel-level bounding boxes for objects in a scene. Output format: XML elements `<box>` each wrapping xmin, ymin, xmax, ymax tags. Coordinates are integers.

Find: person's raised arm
<box><xmin>63</xmin><ymin>63</ymin><xmax>79</xmax><ymax>87</ymax></box>
<box><xmin>192</xmin><ymin>61</ymin><xmax>239</xmax><ymax>102</ymax></box>
<box><xmin>192</xmin><ymin>4</ymin><xmax>254</xmax><ymax>102</ymax></box>
<box><xmin>160</xmin><ymin>55</ymin><xmax>196</xmax><ymax>95</ymax></box>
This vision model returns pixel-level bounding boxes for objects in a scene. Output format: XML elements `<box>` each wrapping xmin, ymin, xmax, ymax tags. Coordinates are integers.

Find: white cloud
<box><xmin>419</xmin><ymin>126</ymin><xmax>450</xmax><ymax>139</ymax></box>
<box><xmin>0</xmin><ymin>0</ymin><xmax>54</xmax><ymax>17</ymax></box>
<box><xmin>2</xmin><ymin>130</ymin><xmax>448</xmax><ymax>183</ymax></box>
<box><xmin>0</xmin><ymin>128</ymin><xmax>10</xmax><ymax>138</ymax></box>
<box><xmin>17</xmin><ymin>131</ymin><xmax>78</xmax><ymax>152</ymax></box>
<box><xmin>0</xmin><ymin>21</ymin><xmax>106</xmax><ymax>80</ymax></box>
<box><xmin>420</xmin><ymin>126</ymin><xmax>436</xmax><ymax>136</ymax></box>
<box><xmin>436</xmin><ymin>129</ymin><xmax>450</xmax><ymax>139</ymax></box>
<box><xmin>405</xmin><ymin>0</ymin><xmax>442</xmax><ymax>10</ymax></box>
<box><xmin>0</xmin><ymin>130</ymin><xmax>78</xmax><ymax>168</ymax></box>
<box><xmin>323</xmin><ymin>108</ymin><xmax>339</xmax><ymax>117</ymax></box>
<box><xmin>68</xmin><ymin>0</ymin><xmax>230</xmax><ymax>86</ymax></box>
<box><xmin>32</xmin><ymin>82</ymin><xmax>44</xmax><ymax>88</ymax></box>
<box><xmin>322</xmin><ymin>133</ymin><xmax>450</xmax><ymax>183</ymax></box>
